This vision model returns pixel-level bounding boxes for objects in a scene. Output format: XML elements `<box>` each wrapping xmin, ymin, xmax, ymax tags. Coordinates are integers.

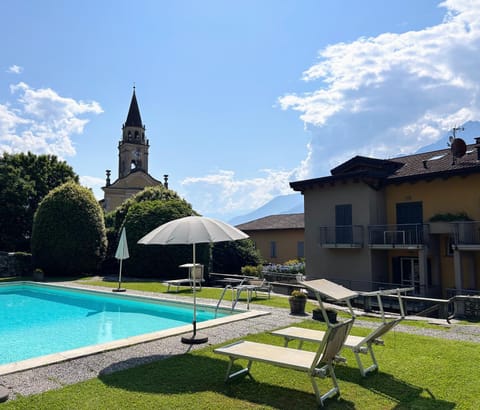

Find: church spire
<box><xmin>118</xmin><ymin>87</ymin><xmax>149</xmax><ymax>179</ymax></box>
<box><xmin>124</xmin><ymin>86</ymin><xmax>143</xmax><ymax>127</ymax></box>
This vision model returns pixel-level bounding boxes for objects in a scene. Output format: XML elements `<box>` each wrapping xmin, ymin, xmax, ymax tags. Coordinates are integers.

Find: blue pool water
<box><xmin>0</xmin><ymin>283</ymin><xmax>226</xmax><ymax>365</ymax></box>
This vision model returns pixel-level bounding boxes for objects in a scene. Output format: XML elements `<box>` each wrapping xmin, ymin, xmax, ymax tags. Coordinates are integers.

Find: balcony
<box><xmin>453</xmin><ymin>221</ymin><xmax>480</xmax><ymax>250</ymax></box>
<box><xmin>319</xmin><ymin>225</ymin><xmax>364</xmax><ymax>248</ymax></box>
<box><xmin>368</xmin><ymin>224</ymin><xmax>428</xmax><ymax>249</ymax></box>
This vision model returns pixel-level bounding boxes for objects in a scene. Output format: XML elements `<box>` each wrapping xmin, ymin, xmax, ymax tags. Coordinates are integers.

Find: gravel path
<box><xmin>0</xmin><ymin>283</ymin><xmax>479</xmax><ymax>401</ymax></box>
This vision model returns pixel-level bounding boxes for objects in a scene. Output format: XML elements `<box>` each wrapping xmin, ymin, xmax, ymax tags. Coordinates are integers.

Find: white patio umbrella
<box><xmin>138</xmin><ymin>216</ymin><xmax>249</xmax><ymax>344</ymax></box>
<box><xmin>113</xmin><ymin>227</ymin><xmax>129</xmax><ymax>292</ymax></box>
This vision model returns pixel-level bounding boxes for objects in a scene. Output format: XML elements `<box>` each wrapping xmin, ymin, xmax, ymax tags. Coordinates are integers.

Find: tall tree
<box><xmin>0</xmin><ymin>152</ymin><xmax>78</xmax><ymax>251</ymax></box>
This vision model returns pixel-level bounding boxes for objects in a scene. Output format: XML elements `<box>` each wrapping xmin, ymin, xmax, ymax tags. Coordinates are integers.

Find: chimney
<box><xmin>164</xmin><ymin>174</ymin><xmax>169</xmax><ymax>189</ymax></box>
<box><xmin>475</xmin><ymin>137</ymin><xmax>480</xmax><ymax>161</ymax></box>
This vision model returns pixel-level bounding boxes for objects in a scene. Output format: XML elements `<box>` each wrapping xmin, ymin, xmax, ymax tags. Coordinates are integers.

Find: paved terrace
<box><xmin>1</xmin><ymin>282</ymin><xmax>479</xmax><ymax>401</ymax></box>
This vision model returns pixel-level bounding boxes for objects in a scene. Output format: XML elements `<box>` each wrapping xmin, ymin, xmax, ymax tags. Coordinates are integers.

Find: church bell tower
<box><xmin>102</xmin><ymin>87</ymin><xmax>164</xmax><ymax>212</ymax></box>
<box><xmin>118</xmin><ymin>87</ymin><xmax>149</xmax><ymax>178</ymax></box>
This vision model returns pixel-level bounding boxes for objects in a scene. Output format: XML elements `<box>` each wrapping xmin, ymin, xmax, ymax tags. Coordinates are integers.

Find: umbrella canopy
<box><xmin>138</xmin><ymin>215</ymin><xmax>248</xmax><ymax>246</ymax></box>
<box><xmin>115</xmin><ymin>227</ymin><xmax>130</xmax><ymax>260</ymax></box>
<box><xmin>138</xmin><ymin>216</ymin><xmax>249</xmax><ymax>344</ymax></box>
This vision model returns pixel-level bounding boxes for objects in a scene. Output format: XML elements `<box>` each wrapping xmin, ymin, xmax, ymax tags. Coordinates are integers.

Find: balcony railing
<box><xmin>368</xmin><ymin>224</ymin><xmax>428</xmax><ymax>248</ymax></box>
<box><xmin>453</xmin><ymin>221</ymin><xmax>480</xmax><ymax>248</ymax></box>
<box><xmin>319</xmin><ymin>225</ymin><xmax>364</xmax><ymax>248</ymax></box>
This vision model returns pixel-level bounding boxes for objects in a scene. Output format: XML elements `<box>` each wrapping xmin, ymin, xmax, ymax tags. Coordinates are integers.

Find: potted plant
<box><xmin>289</xmin><ymin>290</ymin><xmax>307</xmax><ymax>315</ymax></box>
<box><xmin>312</xmin><ymin>306</ymin><xmax>337</xmax><ymax>323</ymax></box>
<box><xmin>33</xmin><ymin>268</ymin><xmax>44</xmax><ymax>282</ymax></box>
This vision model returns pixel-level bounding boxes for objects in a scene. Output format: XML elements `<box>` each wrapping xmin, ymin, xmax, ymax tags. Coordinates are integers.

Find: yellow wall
<box><xmin>245</xmin><ymin>229</ymin><xmax>304</xmax><ymax>264</ymax></box>
<box><xmin>385</xmin><ymin>174</ymin><xmax>480</xmax><ymax>222</ymax></box>
<box><xmin>385</xmin><ymin>174</ymin><xmax>480</xmax><ymax>296</ymax></box>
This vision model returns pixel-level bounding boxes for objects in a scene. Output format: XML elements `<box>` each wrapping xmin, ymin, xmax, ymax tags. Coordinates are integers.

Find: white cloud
<box><xmin>181</xmin><ymin>168</ymin><xmax>303</xmax><ymax>218</ymax></box>
<box><xmin>279</xmin><ymin>0</ymin><xmax>480</xmax><ymax>177</ymax></box>
<box><xmin>7</xmin><ymin>65</ymin><xmax>23</xmax><ymax>74</ymax></box>
<box><xmin>178</xmin><ymin>0</ymin><xmax>480</xmax><ymax>220</ymax></box>
<box><xmin>0</xmin><ymin>82</ymin><xmax>102</xmax><ymax>158</ymax></box>
<box><xmin>80</xmin><ymin>175</ymin><xmax>105</xmax><ymax>200</ymax></box>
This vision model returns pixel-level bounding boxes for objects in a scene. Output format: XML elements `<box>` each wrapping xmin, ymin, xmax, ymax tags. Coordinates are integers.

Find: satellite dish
<box><xmin>451</xmin><ymin>138</ymin><xmax>467</xmax><ymax>158</ymax></box>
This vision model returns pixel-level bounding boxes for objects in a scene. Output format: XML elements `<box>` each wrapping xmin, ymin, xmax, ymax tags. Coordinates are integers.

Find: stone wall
<box><xmin>0</xmin><ymin>252</ymin><xmax>32</xmax><ymax>277</ymax></box>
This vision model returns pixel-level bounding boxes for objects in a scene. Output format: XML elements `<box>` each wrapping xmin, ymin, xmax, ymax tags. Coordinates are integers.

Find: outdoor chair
<box><xmin>214</xmin><ymin>318</ymin><xmax>354</xmax><ymax>407</ymax></box>
<box><xmin>233</xmin><ymin>278</ymin><xmax>271</xmax><ymax>308</ymax></box>
<box><xmin>272</xmin><ymin>280</ymin><xmax>411</xmax><ymax>376</ymax></box>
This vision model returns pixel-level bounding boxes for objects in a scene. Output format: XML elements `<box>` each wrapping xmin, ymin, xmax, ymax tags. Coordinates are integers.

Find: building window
<box><xmin>270</xmin><ymin>241</ymin><xmax>277</xmax><ymax>258</ymax></box>
<box><xmin>396</xmin><ymin>201</ymin><xmax>423</xmax><ymax>224</ymax></box>
<box><xmin>335</xmin><ymin>204</ymin><xmax>353</xmax><ymax>243</ymax></box>
<box><xmin>297</xmin><ymin>241</ymin><xmax>304</xmax><ymax>258</ymax></box>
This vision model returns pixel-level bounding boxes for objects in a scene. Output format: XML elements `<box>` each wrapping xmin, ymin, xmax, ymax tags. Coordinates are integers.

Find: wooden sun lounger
<box><xmin>166</xmin><ymin>264</ymin><xmax>204</xmax><ymax>292</ymax></box>
<box><xmin>214</xmin><ymin>319</ymin><xmax>354</xmax><ymax>407</ymax></box>
<box><xmin>272</xmin><ymin>317</ymin><xmax>402</xmax><ymax>377</ymax></box>
<box><xmin>273</xmin><ymin>279</ymin><xmax>410</xmax><ymax>376</ymax></box>
<box><xmin>166</xmin><ymin>278</ymin><xmax>204</xmax><ymax>292</ymax></box>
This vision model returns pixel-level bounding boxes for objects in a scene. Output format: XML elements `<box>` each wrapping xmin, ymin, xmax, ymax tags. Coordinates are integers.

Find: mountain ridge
<box><xmin>229</xmin><ymin>194</ymin><xmax>303</xmax><ymax>225</ymax></box>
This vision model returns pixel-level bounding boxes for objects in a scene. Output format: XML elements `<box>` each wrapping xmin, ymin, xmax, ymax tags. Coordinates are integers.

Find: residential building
<box><xmin>236</xmin><ymin>213</ymin><xmax>304</xmax><ymax>264</ymax></box>
<box><xmin>102</xmin><ymin>87</ymin><xmax>165</xmax><ymax>212</ymax></box>
<box><xmin>290</xmin><ymin>137</ymin><xmax>480</xmax><ymax>297</ymax></box>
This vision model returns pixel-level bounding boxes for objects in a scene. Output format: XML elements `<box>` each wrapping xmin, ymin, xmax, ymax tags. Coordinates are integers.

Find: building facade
<box><xmin>291</xmin><ymin>138</ymin><xmax>480</xmax><ymax>297</ymax></box>
<box><xmin>236</xmin><ymin>213</ymin><xmax>304</xmax><ymax>264</ymax></box>
<box><xmin>102</xmin><ymin>88</ymin><xmax>164</xmax><ymax>212</ymax></box>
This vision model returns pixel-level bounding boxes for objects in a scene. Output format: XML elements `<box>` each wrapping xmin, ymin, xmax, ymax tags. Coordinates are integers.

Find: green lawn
<box><xmin>3</xmin><ymin>278</ymin><xmax>479</xmax><ymax>409</ymax></box>
<box><xmin>4</xmin><ymin>320</ymin><xmax>479</xmax><ymax>409</ymax></box>
<box><xmin>76</xmin><ymin>278</ymin><xmax>320</xmax><ymax>311</ymax></box>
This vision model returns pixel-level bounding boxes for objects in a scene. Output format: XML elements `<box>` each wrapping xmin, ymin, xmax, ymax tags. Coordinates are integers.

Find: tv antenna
<box><xmin>448</xmin><ymin>126</ymin><xmax>466</xmax><ymax>164</ymax></box>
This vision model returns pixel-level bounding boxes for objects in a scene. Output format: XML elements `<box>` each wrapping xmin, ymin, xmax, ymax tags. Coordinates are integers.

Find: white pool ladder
<box><xmin>215</xmin><ymin>285</ymin><xmax>241</xmax><ymax>317</ymax></box>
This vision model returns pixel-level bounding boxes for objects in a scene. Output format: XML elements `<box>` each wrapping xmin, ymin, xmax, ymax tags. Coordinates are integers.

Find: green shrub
<box><xmin>289</xmin><ymin>290</ymin><xmax>307</xmax><ymax>299</ymax></box>
<box><xmin>241</xmin><ymin>264</ymin><xmax>263</xmax><ymax>277</ymax></box>
<box><xmin>122</xmin><ymin>198</ymin><xmax>207</xmax><ymax>278</ymax></box>
<box><xmin>31</xmin><ymin>182</ymin><xmax>107</xmax><ymax>276</ymax></box>
<box><xmin>212</xmin><ymin>239</ymin><xmax>262</xmax><ymax>274</ymax></box>
<box><xmin>429</xmin><ymin>212</ymin><xmax>473</xmax><ymax>222</ymax></box>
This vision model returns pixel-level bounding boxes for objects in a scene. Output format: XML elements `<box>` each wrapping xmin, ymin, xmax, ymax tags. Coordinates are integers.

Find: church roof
<box><xmin>125</xmin><ymin>88</ymin><xmax>143</xmax><ymax>127</ymax></box>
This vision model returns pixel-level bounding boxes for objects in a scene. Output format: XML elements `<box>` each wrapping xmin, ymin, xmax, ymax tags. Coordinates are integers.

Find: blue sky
<box><xmin>1</xmin><ymin>0</ymin><xmax>479</xmax><ymax>220</ymax></box>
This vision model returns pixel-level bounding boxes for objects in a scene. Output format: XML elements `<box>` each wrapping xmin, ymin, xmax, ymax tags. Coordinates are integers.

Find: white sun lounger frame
<box><xmin>214</xmin><ymin>318</ymin><xmax>354</xmax><ymax>407</ymax></box>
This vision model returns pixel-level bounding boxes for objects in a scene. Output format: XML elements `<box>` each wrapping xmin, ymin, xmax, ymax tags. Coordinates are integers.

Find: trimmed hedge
<box><xmin>121</xmin><ymin>198</ymin><xmax>209</xmax><ymax>278</ymax></box>
<box><xmin>31</xmin><ymin>182</ymin><xmax>107</xmax><ymax>276</ymax></box>
<box><xmin>107</xmin><ymin>186</ymin><xmax>194</xmax><ymax>233</ymax></box>
<box><xmin>212</xmin><ymin>239</ymin><xmax>262</xmax><ymax>274</ymax></box>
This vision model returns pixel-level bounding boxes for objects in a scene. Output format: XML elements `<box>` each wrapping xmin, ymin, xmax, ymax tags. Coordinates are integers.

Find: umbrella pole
<box><xmin>118</xmin><ymin>259</ymin><xmax>123</xmax><ymax>290</ymax></box>
<box><xmin>193</xmin><ymin>242</ymin><xmax>197</xmax><ymax>335</ymax></box>
<box><xmin>181</xmin><ymin>242</ymin><xmax>208</xmax><ymax>344</ymax></box>
<box><xmin>113</xmin><ymin>259</ymin><xmax>126</xmax><ymax>293</ymax></box>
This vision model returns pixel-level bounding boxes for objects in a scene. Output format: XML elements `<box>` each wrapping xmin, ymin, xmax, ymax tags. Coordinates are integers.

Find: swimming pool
<box><xmin>0</xmin><ymin>282</ymin><xmax>263</xmax><ymax>375</ymax></box>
